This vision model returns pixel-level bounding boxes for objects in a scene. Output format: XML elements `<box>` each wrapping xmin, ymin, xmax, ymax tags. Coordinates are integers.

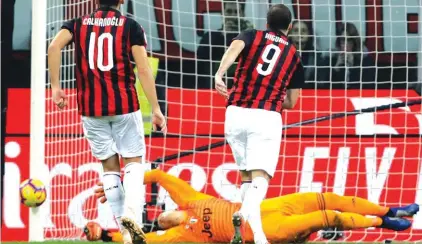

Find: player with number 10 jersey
<box><xmin>48</xmin><ymin>1</ymin><xmax>166</xmax><ymax>243</ymax></box>
<box><xmin>62</xmin><ymin>7</ymin><xmax>145</xmax><ymax>116</ymax></box>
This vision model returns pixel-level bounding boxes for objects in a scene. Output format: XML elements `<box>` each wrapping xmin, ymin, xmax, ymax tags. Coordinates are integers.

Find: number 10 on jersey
<box><xmin>89</xmin><ymin>32</ymin><xmax>114</xmax><ymax>71</ymax></box>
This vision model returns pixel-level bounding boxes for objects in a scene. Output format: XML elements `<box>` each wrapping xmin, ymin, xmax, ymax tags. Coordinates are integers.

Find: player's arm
<box><xmin>214</xmin><ymin>40</ymin><xmax>245</xmax><ymax>98</ymax></box>
<box><xmin>283</xmin><ymin>61</ymin><xmax>305</xmax><ymax>109</ymax></box>
<box><xmin>215</xmin><ymin>29</ymin><xmax>255</xmax><ymax>98</ymax></box>
<box><xmin>48</xmin><ymin>21</ymin><xmax>74</xmax><ymax>109</ymax></box>
<box><xmin>130</xmin><ymin>21</ymin><xmax>166</xmax><ymax>132</ymax></box>
<box><xmin>132</xmin><ymin>46</ymin><xmax>159</xmax><ymax>111</ymax></box>
<box><xmin>94</xmin><ymin>169</ymin><xmax>213</xmax><ymax>206</ymax></box>
<box><xmin>48</xmin><ymin>29</ymin><xmax>72</xmax><ymax>90</ymax></box>
<box><xmin>215</xmin><ymin>40</ymin><xmax>245</xmax><ymax>78</ymax></box>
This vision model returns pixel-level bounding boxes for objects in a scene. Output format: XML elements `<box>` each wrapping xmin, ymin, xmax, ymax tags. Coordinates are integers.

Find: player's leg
<box><xmin>282</xmin><ymin>211</ymin><xmax>380</xmax><ymax>242</ymax></box>
<box><xmin>320</xmin><ymin>192</ymin><xmax>389</xmax><ymax>216</ymax></box>
<box><xmin>276</xmin><ymin>210</ymin><xmax>410</xmax><ymax>243</ymax></box>
<box><xmin>82</xmin><ymin>116</ymin><xmax>125</xmax><ymax>230</ymax></box>
<box><xmin>261</xmin><ymin>192</ymin><xmax>319</xmax><ymax>214</ymax></box>
<box><xmin>145</xmin><ymin>169</ymin><xmax>213</xmax><ymax>207</ymax></box>
<box><xmin>225</xmin><ymin>106</ymin><xmax>255</xmax><ymax>244</ymax></box>
<box><xmin>112</xmin><ymin>110</ymin><xmax>147</xmax><ymax>227</ymax></box>
<box><xmin>322</xmin><ymin>192</ymin><xmax>419</xmax><ymax>217</ymax></box>
<box><xmin>225</xmin><ymin>106</ymin><xmax>251</xmax><ymax>243</ymax></box>
<box><xmin>238</xmin><ymin>108</ymin><xmax>283</xmax><ymax>244</ymax></box>
<box><xmin>225</xmin><ymin>105</ymin><xmax>250</xmax><ymax>201</ymax></box>
<box><xmin>261</xmin><ymin>192</ymin><xmax>383</xmax><ymax>215</ymax></box>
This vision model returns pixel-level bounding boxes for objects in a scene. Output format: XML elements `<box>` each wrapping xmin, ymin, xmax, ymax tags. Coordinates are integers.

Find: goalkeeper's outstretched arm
<box><xmin>95</xmin><ymin>169</ymin><xmax>213</xmax><ymax>207</ymax></box>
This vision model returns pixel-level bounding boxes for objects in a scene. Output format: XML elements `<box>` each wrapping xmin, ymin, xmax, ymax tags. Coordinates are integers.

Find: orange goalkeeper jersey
<box><xmin>145</xmin><ymin>198</ymin><xmax>244</xmax><ymax>243</ymax></box>
<box><xmin>118</xmin><ymin>169</ymin><xmax>388</xmax><ymax>243</ymax></box>
<box><xmin>144</xmin><ymin>197</ymin><xmax>292</xmax><ymax>243</ymax></box>
<box><xmin>143</xmin><ymin>170</ymin><xmax>317</xmax><ymax>243</ymax></box>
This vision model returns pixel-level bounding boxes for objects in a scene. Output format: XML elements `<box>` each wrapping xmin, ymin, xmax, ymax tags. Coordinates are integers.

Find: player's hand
<box><xmin>215</xmin><ymin>74</ymin><xmax>228</xmax><ymax>99</ymax></box>
<box><xmin>152</xmin><ymin>109</ymin><xmax>167</xmax><ymax>134</ymax></box>
<box><xmin>52</xmin><ymin>88</ymin><xmax>68</xmax><ymax>110</ymax></box>
<box><xmin>94</xmin><ymin>182</ymin><xmax>107</xmax><ymax>203</ymax></box>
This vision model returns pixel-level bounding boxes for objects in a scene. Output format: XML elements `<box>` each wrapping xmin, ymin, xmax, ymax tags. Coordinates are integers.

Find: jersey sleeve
<box><xmin>129</xmin><ymin>20</ymin><xmax>147</xmax><ymax>47</ymax></box>
<box><xmin>233</xmin><ymin>29</ymin><xmax>256</xmax><ymax>47</ymax></box>
<box><xmin>61</xmin><ymin>19</ymin><xmax>76</xmax><ymax>43</ymax></box>
<box><xmin>287</xmin><ymin>61</ymin><xmax>305</xmax><ymax>89</ymax></box>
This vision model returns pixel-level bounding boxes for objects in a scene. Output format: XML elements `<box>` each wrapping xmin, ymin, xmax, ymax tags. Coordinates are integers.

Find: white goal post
<box><xmin>30</xmin><ymin>0</ymin><xmax>47</xmax><ymax>241</ymax></box>
<box><xmin>29</xmin><ymin>0</ymin><xmax>422</xmax><ymax>242</ymax></box>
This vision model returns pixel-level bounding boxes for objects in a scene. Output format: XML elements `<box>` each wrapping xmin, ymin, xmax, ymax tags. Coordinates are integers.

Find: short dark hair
<box><xmin>98</xmin><ymin>0</ymin><xmax>120</xmax><ymax>6</ymax></box>
<box><xmin>267</xmin><ymin>4</ymin><xmax>292</xmax><ymax>31</ymax></box>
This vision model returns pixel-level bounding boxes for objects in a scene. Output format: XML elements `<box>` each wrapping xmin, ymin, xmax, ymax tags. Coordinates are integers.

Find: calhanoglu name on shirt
<box><xmin>83</xmin><ymin>17</ymin><xmax>124</xmax><ymax>27</ymax></box>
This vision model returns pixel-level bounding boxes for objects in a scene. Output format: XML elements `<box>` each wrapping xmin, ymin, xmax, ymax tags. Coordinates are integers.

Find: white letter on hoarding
<box><xmin>333</xmin><ymin>147</ymin><xmax>351</xmax><ymax>196</ymax></box>
<box><xmin>365</xmin><ymin>147</ymin><xmax>396</xmax><ymax>203</ymax></box>
<box><xmin>299</xmin><ymin>147</ymin><xmax>330</xmax><ymax>193</ymax></box>
<box><xmin>350</xmin><ymin>98</ymin><xmax>406</xmax><ymax>135</ymax></box>
<box><xmin>4</xmin><ymin>163</ymin><xmax>25</xmax><ymax>228</ymax></box>
<box><xmin>68</xmin><ymin>163</ymin><xmax>110</xmax><ymax>228</ymax></box>
<box><xmin>412</xmin><ymin>159</ymin><xmax>422</xmax><ymax>229</ymax></box>
<box><xmin>212</xmin><ymin>163</ymin><xmax>239</xmax><ymax>202</ymax></box>
<box><xmin>157</xmin><ymin>163</ymin><xmax>207</xmax><ymax>210</ymax></box>
<box><xmin>415</xmin><ymin>114</ymin><xmax>422</xmax><ymax>135</ymax></box>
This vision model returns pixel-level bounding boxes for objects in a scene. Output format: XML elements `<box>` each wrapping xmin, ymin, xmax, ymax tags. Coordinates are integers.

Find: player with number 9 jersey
<box><xmin>48</xmin><ymin>1</ymin><xmax>167</xmax><ymax>242</ymax></box>
<box><xmin>227</xmin><ymin>29</ymin><xmax>304</xmax><ymax>112</ymax></box>
<box><xmin>214</xmin><ymin>4</ymin><xmax>305</xmax><ymax>244</ymax></box>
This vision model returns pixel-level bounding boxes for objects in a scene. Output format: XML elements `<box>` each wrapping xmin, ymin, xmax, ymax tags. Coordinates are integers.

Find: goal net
<box><xmin>36</xmin><ymin>0</ymin><xmax>422</xmax><ymax>242</ymax></box>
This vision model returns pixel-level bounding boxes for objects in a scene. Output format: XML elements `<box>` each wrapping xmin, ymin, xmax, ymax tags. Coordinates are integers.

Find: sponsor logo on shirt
<box><xmin>202</xmin><ymin>208</ymin><xmax>213</xmax><ymax>238</ymax></box>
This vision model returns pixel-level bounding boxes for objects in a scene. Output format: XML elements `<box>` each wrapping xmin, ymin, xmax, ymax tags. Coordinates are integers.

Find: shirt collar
<box><xmin>267</xmin><ymin>28</ymin><xmax>287</xmax><ymax>37</ymax></box>
<box><xmin>96</xmin><ymin>6</ymin><xmax>120</xmax><ymax>13</ymax></box>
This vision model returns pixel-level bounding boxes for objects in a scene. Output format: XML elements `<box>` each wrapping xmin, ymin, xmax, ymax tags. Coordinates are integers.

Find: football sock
<box><xmin>239</xmin><ymin>177</ymin><xmax>268</xmax><ymax>242</ymax></box>
<box><xmin>323</xmin><ymin>210</ymin><xmax>381</xmax><ymax>230</ymax></box>
<box><xmin>102</xmin><ymin>172</ymin><xmax>125</xmax><ymax>230</ymax></box>
<box><xmin>322</xmin><ymin>193</ymin><xmax>389</xmax><ymax>216</ymax></box>
<box><xmin>123</xmin><ymin>162</ymin><xmax>146</xmax><ymax>226</ymax></box>
<box><xmin>240</xmin><ymin>181</ymin><xmax>251</xmax><ymax>201</ymax></box>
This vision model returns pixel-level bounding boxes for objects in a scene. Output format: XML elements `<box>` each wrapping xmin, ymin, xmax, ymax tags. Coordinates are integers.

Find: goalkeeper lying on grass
<box><xmin>86</xmin><ymin>169</ymin><xmax>419</xmax><ymax>243</ymax></box>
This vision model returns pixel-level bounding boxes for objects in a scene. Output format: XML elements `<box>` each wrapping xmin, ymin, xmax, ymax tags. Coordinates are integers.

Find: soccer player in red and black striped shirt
<box><xmin>47</xmin><ymin>0</ymin><xmax>166</xmax><ymax>242</ymax></box>
<box><xmin>214</xmin><ymin>4</ymin><xmax>304</xmax><ymax>244</ymax></box>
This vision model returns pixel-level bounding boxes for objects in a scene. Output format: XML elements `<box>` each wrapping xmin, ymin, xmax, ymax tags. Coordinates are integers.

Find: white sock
<box><xmin>240</xmin><ymin>181</ymin><xmax>251</xmax><ymax>202</ymax></box>
<box><xmin>123</xmin><ymin>162</ymin><xmax>146</xmax><ymax>226</ymax></box>
<box><xmin>102</xmin><ymin>172</ymin><xmax>125</xmax><ymax>230</ymax></box>
<box><xmin>239</xmin><ymin>177</ymin><xmax>269</xmax><ymax>242</ymax></box>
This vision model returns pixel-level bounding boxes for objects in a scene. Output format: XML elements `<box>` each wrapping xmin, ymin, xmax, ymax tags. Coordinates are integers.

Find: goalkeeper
<box><xmin>87</xmin><ymin>169</ymin><xmax>418</xmax><ymax>243</ymax></box>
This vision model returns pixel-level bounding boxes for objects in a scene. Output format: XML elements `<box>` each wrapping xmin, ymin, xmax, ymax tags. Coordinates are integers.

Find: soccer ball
<box><xmin>20</xmin><ymin>179</ymin><xmax>47</xmax><ymax>207</ymax></box>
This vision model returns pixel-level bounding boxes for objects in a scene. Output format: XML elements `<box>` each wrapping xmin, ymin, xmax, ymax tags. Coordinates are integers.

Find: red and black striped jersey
<box><xmin>61</xmin><ymin>6</ymin><xmax>145</xmax><ymax>117</ymax></box>
<box><xmin>227</xmin><ymin>29</ymin><xmax>305</xmax><ymax>113</ymax></box>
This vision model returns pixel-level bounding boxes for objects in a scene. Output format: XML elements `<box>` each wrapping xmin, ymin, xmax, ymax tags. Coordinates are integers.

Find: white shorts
<box><xmin>82</xmin><ymin>110</ymin><xmax>146</xmax><ymax>161</ymax></box>
<box><xmin>225</xmin><ymin>105</ymin><xmax>282</xmax><ymax>177</ymax></box>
